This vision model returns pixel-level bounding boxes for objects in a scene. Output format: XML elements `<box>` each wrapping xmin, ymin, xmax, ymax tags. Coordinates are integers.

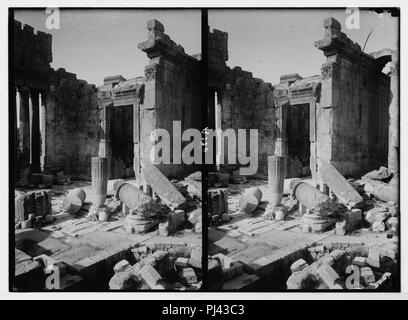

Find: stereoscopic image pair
<box><xmin>11</xmin><ymin>8</ymin><xmax>400</xmax><ymax>292</ymax></box>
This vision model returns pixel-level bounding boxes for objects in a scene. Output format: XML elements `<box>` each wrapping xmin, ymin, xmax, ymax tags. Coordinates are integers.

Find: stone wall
<box><xmin>208</xmin><ymin>29</ymin><xmax>275</xmax><ymax>176</ymax></box>
<box><xmin>315</xmin><ymin>17</ymin><xmax>390</xmax><ymax>177</ymax></box>
<box><xmin>43</xmin><ymin>68</ymin><xmax>99</xmax><ymax>177</ymax></box>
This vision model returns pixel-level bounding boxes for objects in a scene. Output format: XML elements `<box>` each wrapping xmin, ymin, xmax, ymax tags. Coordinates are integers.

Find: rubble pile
<box><xmin>109</xmin><ymin>244</ymin><xmax>202</xmax><ymax>290</ymax></box>
<box><xmin>15</xmin><ymin>190</ymin><xmax>54</xmax><ymax>229</ymax></box>
<box><xmin>286</xmin><ymin>242</ymin><xmax>398</xmax><ymax>290</ymax></box>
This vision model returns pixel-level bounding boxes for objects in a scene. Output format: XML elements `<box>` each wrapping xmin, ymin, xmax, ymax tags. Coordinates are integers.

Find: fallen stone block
<box><xmin>158</xmin><ymin>221</ymin><xmax>169</xmax><ymax>236</ymax></box>
<box><xmin>319</xmin><ymin>160</ymin><xmax>364</xmax><ymax>208</ymax></box>
<box><xmin>335</xmin><ymin>221</ymin><xmax>347</xmax><ymax>235</ymax></box>
<box><xmin>292</xmin><ymin>181</ymin><xmax>336</xmax><ymax>214</ymax></box>
<box><xmin>179</xmin><ymin>267</ymin><xmax>197</xmax><ymax>285</ymax></box>
<box><xmin>212</xmin><ymin>253</ymin><xmax>234</xmax><ymax>270</ymax></box>
<box><xmin>286</xmin><ymin>270</ymin><xmax>311</xmax><ymax>289</ymax></box>
<box><xmin>290</xmin><ymin>259</ymin><xmax>308</xmax><ymax>273</ymax></box>
<box><xmin>139</xmin><ymin>264</ymin><xmax>162</xmax><ymax>289</ymax></box>
<box><xmin>63</xmin><ymin>188</ymin><xmax>86</xmax><ymax>214</ymax></box>
<box><xmin>239</xmin><ymin>187</ymin><xmax>262</xmax><ymax>214</ymax></box>
<box><xmin>360</xmin><ymin>267</ymin><xmax>375</xmax><ymax>285</ymax></box>
<box><xmin>141</xmin><ymin>161</ymin><xmax>187</xmax><ymax>210</ymax></box>
<box><xmin>317</xmin><ymin>264</ymin><xmax>339</xmax><ymax>288</ymax></box>
<box><xmin>175</xmin><ymin>257</ymin><xmax>189</xmax><ymax>268</ymax></box>
<box><xmin>353</xmin><ymin>256</ymin><xmax>367</xmax><ymax>267</ymax></box>
<box><xmin>363</xmin><ymin>179</ymin><xmax>398</xmax><ymax>203</ymax></box>
<box><xmin>116</xmin><ymin>183</ymin><xmax>161</xmax><ymax>217</ymax></box>
<box><xmin>109</xmin><ymin>270</ymin><xmax>135</xmax><ymax>290</ymax></box>
<box><xmin>362</xmin><ymin>166</ymin><xmax>392</xmax><ymax>181</ymax></box>
<box><xmin>114</xmin><ymin>260</ymin><xmax>131</xmax><ymax>273</ymax></box>
<box><xmin>208</xmin><ymin>189</ymin><xmax>228</xmax><ymax>216</ymax></box>
<box><xmin>372</xmin><ymin>221</ymin><xmax>386</xmax><ymax>232</ymax></box>
<box><xmin>186</xmin><ymin>180</ymin><xmax>202</xmax><ymax>200</ymax></box>
<box><xmin>188</xmin><ymin>247</ymin><xmax>202</xmax><ymax>270</ymax></box>
<box><xmin>367</xmin><ymin>248</ymin><xmax>381</xmax><ymax>269</ymax></box>
<box><xmin>168</xmin><ymin>210</ymin><xmax>186</xmax><ymax>233</ymax></box>
<box><xmin>365</xmin><ymin>207</ymin><xmax>390</xmax><ymax>224</ymax></box>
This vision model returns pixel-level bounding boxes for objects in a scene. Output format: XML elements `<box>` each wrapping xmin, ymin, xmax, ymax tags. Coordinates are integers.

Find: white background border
<box><xmin>1</xmin><ymin>0</ymin><xmax>406</xmax><ymax>300</ymax></box>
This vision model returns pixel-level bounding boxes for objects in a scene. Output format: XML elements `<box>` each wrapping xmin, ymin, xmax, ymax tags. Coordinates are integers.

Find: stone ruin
<box><xmin>13</xmin><ymin>18</ymin><xmax>203</xmax><ymax>291</ymax></box>
<box><xmin>207</xmin><ymin>17</ymin><xmax>399</xmax><ymax>291</ymax></box>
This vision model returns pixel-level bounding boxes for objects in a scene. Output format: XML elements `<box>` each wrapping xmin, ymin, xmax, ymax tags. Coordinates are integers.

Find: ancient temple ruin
<box><xmin>208</xmin><ymin>17</ymin><xmax>398</xmax><ymax>180</ymax></box>
<box><xmin>13</xmin><ymin>19</ymin><xmax>203</xmax><ymax>291</ymax></box>
<box><xmin>208</xmin><ymin>17</ymin><xmax>399</xmax><ymax>291</ymax></box>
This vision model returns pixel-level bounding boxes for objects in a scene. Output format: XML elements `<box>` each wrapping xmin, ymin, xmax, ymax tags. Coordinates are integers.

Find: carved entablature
<box><xmin>315</xmin><ymin>17</ymin><xmax>378</xmax><ymax>69</ymax></box>
<box><xmin>97</xmin><ymin>76</ymin><xmax>144</xmax><ymax>107</ymax></box>
<box><xmin>274</xmin><ymin>75</ymin><xmax>321</xmax><ymax>106</ymax></box>
<box><xmin>138</xmin><ymin>19</ymin><xmax>198</xmax><ymax>67</ymax></box>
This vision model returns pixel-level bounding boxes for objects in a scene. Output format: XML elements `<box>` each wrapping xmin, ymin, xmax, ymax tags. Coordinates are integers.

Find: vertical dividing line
<box><xmin>201</xmin><ymin>8</ymin><xmax>209</xmax><ymax>291</ymax></box>
<box><xmin>9</xmin><ymin>8</ymin><xmax>16</xmax><ymax>292</ymax></box>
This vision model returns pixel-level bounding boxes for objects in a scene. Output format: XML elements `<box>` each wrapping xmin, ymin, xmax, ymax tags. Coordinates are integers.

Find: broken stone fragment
<box><xmin>188</xmin><ymin>247</ymin><xmax>202</xmax><ymax>270</ymax></box>
<box><xmin>186</xmin><ymin>180</ymin><xmax>202</xmax><ymax>200</ymax></box>
<box><xmin>179</xmin><ymin>267</ymin><xmax>197</xmax><ymax>285</ymax></box>
<box><xmin>141</xmin><ymin>160</ymin><xmax>187</xmax><ymax>210</ymax></box>
<box><xmin>286</xmin><ymin>270</ymin><xmax>311</xmax><ymax>289</ymax></box>
<box><xmin>363</xmin><ymin>179</ymin><xmax>398</xmax><ymax>203</ymax></box>
<box><xmin>316</xmin><ymin>264</ymin><xmax>339</xmax><ymax>288</ymax></box>
<box><xmin>187</xmin><ymin>208</ymin><xmax>202</xmax><ymax>225</ymax></box>
<box><xmin>63</xmin><ymin>188</ymin><xmax>86</xmax><ymax>214</ymax></box>
<box><xmin>175</xmin><ymin>257</ymin><xmax>189</xmax><ymax>268</ymax></box>
<box><xmin>114</xmin><ymin>260</ymin><xmax>131</xmax><ymax>274</ymax></box>
<box><xmin>98</xmin><ymin>206</ymin><xmax>111</xmax><ymax>222</ymax></box>
<box><xmin>109</xmin><ymin>270</ymin><xmax>135</xmax><ymax>290</ymax></box>
<box><xmin>362</xmin><ymin>166</ymin><xmax>392</xmax><ymax>181</ymax></box>
<box><xmin>371</xmin><ymin>221</ymin><xmax>386</xmax><ymax>232</ymax></box>
<box><xmin>168</xmin><ymin>210</ymin><xmax>186</xmax><ymax>233</ymax></box>
<box><xmin>360</xmin><ymin>267</ymin><xmax>375</xmax><ymax>285</ymax></box>
<box><xmin>353</xmin><ymin>256</ymin><xmax>367</xmax><ymax>267</ymax></box>
<box><xmin>158</xmin><ymin>221</ymin><xmax>169</xmax><ymax>236</ymax></box>
<box><xmin>138</xmin><ymin>264</ymin><xmax>162</xmax><ymax>289</ymax></box>
<box><xmin>290</xmin><ymin>259</ymin><xmax>308</xmax><ymax>273</ymax></box>
<box><xmin>221</xmin><ymin>212</ymin><xmax>230</xmax><ymax>222</ymax></box>
<box><xmin>367</xmin><ymin>248</ymin><xmax>381</xmax><ymax>269</ymax></box>
<box><xmin>239</xmin><ymin>187</ymin><xmax>262</xmax><ymax>214</ymax></box>
<box><xmin>116</xmin><ymin>182</ymin><xmax>161</xmax><ymax>217</ymax></box>
<box><xmin>15</xmin><ymin>249</ymin><xmax>44</xmax><ymax>291</ymax></box>
<box><xmin>318</xmin><ymin>160</ymin><xmax>364</xmax><ymax>208</ymax></box>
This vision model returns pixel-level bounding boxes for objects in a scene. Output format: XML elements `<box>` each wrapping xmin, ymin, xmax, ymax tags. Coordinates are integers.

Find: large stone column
<box><xmin>388</xmin><ymin>53</ymin><xmax>399</xmax><ymax>174</ymax></box>
<box><xmin>18</xmin><ymin>86</ymin><xmax>30</xmax><ymax>184</ymax></box>
<box><xmin>12</xmin><ymin>86</ymin><xmax>18</xmax><ymax>183</ymax></box>
<box><xmin>30</xmin><ymin>89</ymin><xmax>41</xmax><ymax>173</ymax></box>
<box><xmin>275</xmin><ymin>103</ymin><xmax>288</xmax><ymax>156</ymax></box>
<box><xmin>268</xmin><ymin>155</ymin><xmax>286</xmax><ymax>209</ymax></box>
<box><xmin>133</xmin><ymin>102</ymin><xmax>141</xmax><ymax>186</ymax></box>
<box><xmin>40</xmin><ymin>90</ymin><xmax>47</xmax><ymax>171</ymax></box>
<box><xmin>98</xmin><ymin>104</ymin><xmax>112</xmax><ymax>178</ymax></box>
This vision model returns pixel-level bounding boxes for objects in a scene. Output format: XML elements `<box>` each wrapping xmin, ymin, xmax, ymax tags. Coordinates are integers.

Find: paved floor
<box><xmin>208</xmin><ymin>178</ymin><xmax>398</xmax><ymax>290</ymax></box>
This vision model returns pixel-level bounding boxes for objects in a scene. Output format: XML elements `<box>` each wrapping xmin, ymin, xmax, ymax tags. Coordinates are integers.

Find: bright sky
<box><xmin>209</xmin><ymin>9</ymin><xmax>399</xmax><ymax>83</ymax></box>
<box><xmin>14</xmin><ymin>9</ymin><xmax>201</xmax><ymax>85</ymax></box>
<box><xmin>14</xmin><ymin>9</ymin><xmax>398</xmax><ymax>86</ymax></box>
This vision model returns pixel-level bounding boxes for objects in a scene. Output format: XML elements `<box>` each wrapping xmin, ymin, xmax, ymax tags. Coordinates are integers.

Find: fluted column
<box><xmin>30</xmin><ymin>89</ymin><xmax>41</xmax><ymax>173</ymax></box>
<box><xmin>18</xmin><ymin>86</ymin><xmax>30</xmax><ymax>184</ymax></box>
<box><xmin>388</xmin><ymin>53</ymin><xmax>399</xmax><ymax>174</ymax></box>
